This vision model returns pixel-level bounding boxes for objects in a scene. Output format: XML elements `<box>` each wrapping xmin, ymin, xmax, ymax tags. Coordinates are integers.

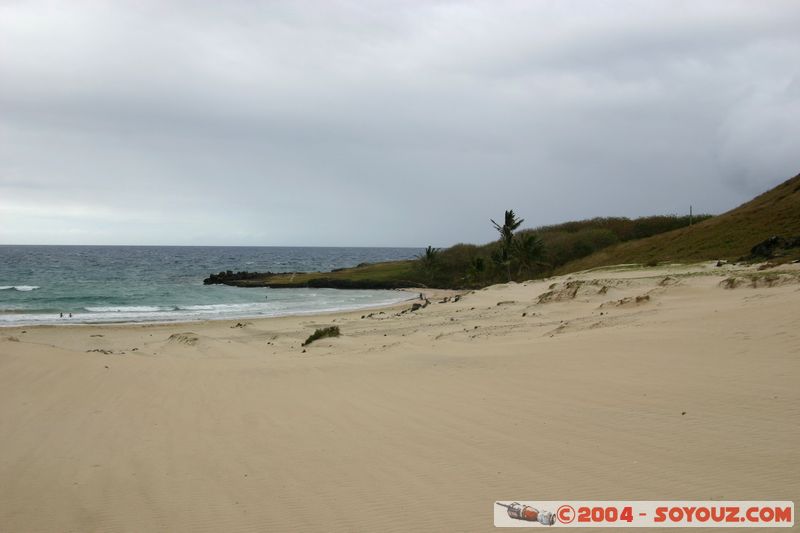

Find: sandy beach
<box><xmin>1</xmin><ymin>261</ymin><xmax>798</xmax><ymax>532</ymax></box>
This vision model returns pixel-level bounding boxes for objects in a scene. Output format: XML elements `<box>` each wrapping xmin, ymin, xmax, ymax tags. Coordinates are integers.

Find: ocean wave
<box><xmin>0</xmin><ymin>290</ymin><xmax>411</xmax><ymax>327</ymax></box>
<box><xmin>0</xmin><ymin>285</ymin><xmax>40</xmax><ymax>291</ymax></box>
<box><xmin>84</xmin><ymin>305</ymin><xmax>170</xmax><ymax>313</ymax></box>
<box><xmin>177</xmin><ymin>303</ymin><xmax>270</xmax><ymax>311</ymax></box>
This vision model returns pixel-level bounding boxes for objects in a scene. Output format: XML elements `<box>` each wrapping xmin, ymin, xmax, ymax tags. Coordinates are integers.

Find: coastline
<box><xmin>0</xmin><ymin>288</ymin><xmax>448</xmax><ymax>329</ymax></box>
<box><xmin>1</xmin><ymin>262</ymin><xmax>798</xmax><ymax>531</ymax></box>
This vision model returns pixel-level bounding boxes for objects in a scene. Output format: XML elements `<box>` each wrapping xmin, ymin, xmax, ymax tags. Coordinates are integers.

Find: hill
<box><xmin>205</xmin><ymin>172</ymin><xmax>800</xmax><ymax>289</ymax></box>
<box><xmin>559</xmin><ymin>172</ymin><xmax>800</xmax><ymax>272</ymax></box>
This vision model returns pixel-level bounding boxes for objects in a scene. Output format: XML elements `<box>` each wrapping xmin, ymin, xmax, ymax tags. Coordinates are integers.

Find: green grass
<box><xmin>231</xmin><ymin>260</ymin><xmax>420</xmax><ymax>288</ymax></box>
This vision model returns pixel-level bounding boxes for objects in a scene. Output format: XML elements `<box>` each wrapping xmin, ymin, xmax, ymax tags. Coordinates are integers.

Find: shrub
<box><xmin>302</xmin><ymin>326</ymin><xmax>341</xmax><ymax>346</ymax></box>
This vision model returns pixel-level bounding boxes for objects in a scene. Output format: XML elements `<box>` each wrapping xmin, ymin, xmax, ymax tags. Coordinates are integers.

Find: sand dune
<box><xmin>1</xmin><ymin>262</ymin><xmax>798</xmax><ymax>531</ymax></box>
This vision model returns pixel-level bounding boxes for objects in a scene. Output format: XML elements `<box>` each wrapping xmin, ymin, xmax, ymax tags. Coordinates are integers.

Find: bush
<box><xmin>538</xmin><ymin>228</ymin><xmax>619</xmax><ymax>267</ymax></box>
<box><xmin>409</xmin><ymin>213</ymin><xmax>711</xmax><ymax>289</ymax></box>
<box><xmin>302</xmin><ymin>326</ymin><xmax>341</xmax><ymax>346</ymax></box>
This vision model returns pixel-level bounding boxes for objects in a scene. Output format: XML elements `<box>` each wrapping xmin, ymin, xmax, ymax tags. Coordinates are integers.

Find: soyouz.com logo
<box><xmin>493</xmin><ymin>501</ymin><xmax>794</xmax><ymax>527</ymax></box>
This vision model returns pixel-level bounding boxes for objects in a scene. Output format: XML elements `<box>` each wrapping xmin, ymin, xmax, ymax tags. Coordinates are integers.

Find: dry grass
<box><xmin>559</xmin><ymin>172</ymin><xmax>800</xmax><ymax>272</ymax></box>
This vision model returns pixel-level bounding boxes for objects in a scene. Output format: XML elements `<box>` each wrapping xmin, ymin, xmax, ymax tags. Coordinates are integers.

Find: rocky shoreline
<box><xmin>203</xmin><ymin>269</ymin><xmax>425</xmax><ymax>290</ymax></box>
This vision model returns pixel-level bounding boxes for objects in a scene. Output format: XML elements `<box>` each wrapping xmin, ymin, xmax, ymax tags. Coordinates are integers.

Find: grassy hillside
<box><xmin>206</xmin><ymin>172</ymin><xmax>800</xmax><ymax>289</ymax></box>
<box><xmin>559</xmin><ymin>172</ymin><xmax>800</xmax><ymax>272</ymax></box>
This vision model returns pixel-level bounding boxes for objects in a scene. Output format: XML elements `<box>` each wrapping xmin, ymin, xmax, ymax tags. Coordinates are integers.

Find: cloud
<box><xmin>1</xmin><ymin>0</ymin><xmax>798</xmax><ymax>245</ymax></box>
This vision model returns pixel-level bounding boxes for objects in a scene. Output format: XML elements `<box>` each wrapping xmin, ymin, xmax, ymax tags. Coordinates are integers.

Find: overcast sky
<box><xmin>1</xmin><ymin>1</ymin><xmax>798</xmax><ymax>246</ymax></box>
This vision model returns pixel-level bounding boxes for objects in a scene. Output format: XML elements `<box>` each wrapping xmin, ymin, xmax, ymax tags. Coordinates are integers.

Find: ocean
<box><xmin>0</xmin><ymin>245</ymin><xmax>422</xmax><ymax>326</ymax></box>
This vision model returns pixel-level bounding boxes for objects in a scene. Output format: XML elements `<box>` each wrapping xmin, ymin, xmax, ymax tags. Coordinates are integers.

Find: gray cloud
<box><xmin>1</xmin><ymin>0</ymin><xmax>798</xmax><ymax>246</ymax></box>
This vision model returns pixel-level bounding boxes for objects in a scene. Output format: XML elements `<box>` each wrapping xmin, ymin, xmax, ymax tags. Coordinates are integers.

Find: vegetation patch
<box><xmin>302</xmin><ymin>326</ymin><xmax>341</xmax><ymax>346</ymax></box>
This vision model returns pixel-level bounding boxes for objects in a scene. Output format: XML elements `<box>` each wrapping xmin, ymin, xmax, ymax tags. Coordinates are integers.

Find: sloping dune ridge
<box><xmin>1</xmin><ymin>262</ymin><xmax>798</xmax><ymax>531</ymax></box>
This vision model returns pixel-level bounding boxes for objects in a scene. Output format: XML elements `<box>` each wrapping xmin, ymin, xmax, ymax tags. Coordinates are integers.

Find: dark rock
<box><xmin>747</xmin><ymin>235</ymin><xmax>800</xmax><ymax>260</ymax></box>
<box><xmin>204</xmin><ymin>270</ymin><xmax>274</xmax><ymax>285</ymax></box>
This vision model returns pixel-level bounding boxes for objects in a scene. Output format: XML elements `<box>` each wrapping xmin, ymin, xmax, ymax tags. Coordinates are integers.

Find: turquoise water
<box><xmin>0</xmin><ymin>246</ymin><xmax>421</xmax><ymax>326</ymax></box>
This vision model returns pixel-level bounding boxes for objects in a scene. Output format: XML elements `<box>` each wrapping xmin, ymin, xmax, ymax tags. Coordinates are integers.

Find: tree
<box><xmin>417</xmin><ymin>245</ymin><xmax>439</xmax><ymax>281</ymax></box>
<box><xmin>512</xmin><ymin>233</ymin><xmax>545</xmax><ymax>277</ymax></box>
<box><xmin>490</xmin><ymin>210</ymin><xmax>525</xmax><ymax>280</ymax></box>
<box><xmin>491</xmin><ymin>210</ymin><xmax>524</xmax><ymax>251</ymax></box>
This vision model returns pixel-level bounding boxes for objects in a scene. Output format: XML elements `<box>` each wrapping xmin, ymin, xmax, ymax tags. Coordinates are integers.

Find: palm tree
<box><xmin>491</xmin><ymin>210</ymin><xmax>525</xmax><ymax>280</ymax></box>
<box><xmin>491</xmin><ymin>210</ymin><xmax>524</xmax><ymax>250</ymax></box>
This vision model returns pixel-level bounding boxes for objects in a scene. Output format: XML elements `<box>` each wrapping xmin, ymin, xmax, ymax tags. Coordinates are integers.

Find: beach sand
<box><xmin>1</xmin><ymin>262</ymin><xmax>798</xmax><ymax>531</ymax></box>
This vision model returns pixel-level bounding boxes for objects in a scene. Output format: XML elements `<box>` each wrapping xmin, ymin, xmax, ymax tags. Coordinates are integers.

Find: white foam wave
<box><xmin>177</xmin><ymin>303</ymin><xmax>271</xmax><ymax>312</ymax></box>
<box><xmin>84</xmin><ymin>306</ymin><xmax>168</xmax><ymax>313</ymax></box>
<box><xmin>0</xmin><ymin>290</ymin><xmax>412</xmax><ymax>327</ymax></box>
<box><xmin>0</xmin><ymin>285</ymin><xmax>40</xmax><ymax>291</ymax></box>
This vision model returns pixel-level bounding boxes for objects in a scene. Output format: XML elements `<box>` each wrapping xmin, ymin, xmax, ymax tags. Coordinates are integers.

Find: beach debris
<box><xmin>302</xmin><ymin>326</ymin><xmax>340</xmax><ymax>347</ymax></box>
<box><xmin>406</xmin><ymin>299</ymin><xmax>430</xmax><ymax>313</ymax></box>
<box><xmin>231</xmin><ymin>322</ymin><xmax>248</xmax><ymax>328</ymax></box>
<box><xmin>90</xmin><ymin>334</ymin><xmax>104</xmax><ymax>337</ymax></box>
<box><xmin>496</xmin><ymin>300</ymin><xmax>516</xmax><ymax>306</ymax></box>
<box><xmin>87</xmin><ymin>349</ymin><xmax>114</xmax><ymax>354</ymax></box>
<box><xmin>682</xmin><ymin>411</ymin><xmax>687</xmax><ymax>416</ymax></box>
